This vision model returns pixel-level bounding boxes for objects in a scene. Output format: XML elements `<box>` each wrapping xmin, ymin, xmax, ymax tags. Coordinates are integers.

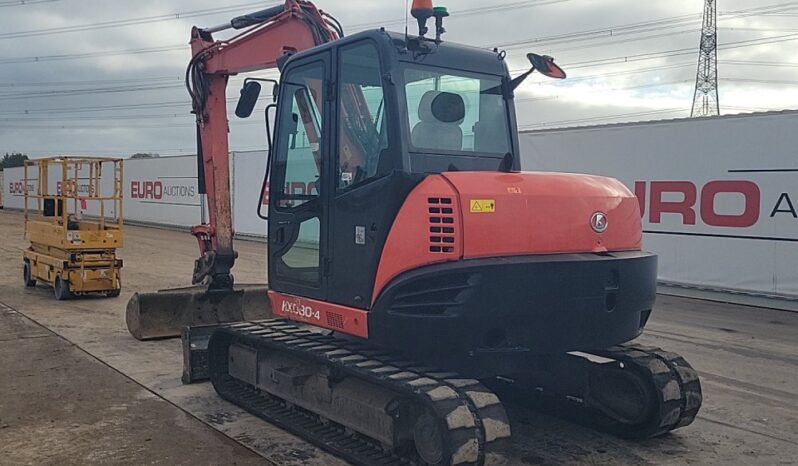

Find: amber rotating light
<box><xmin>411</xmin><ymin>0</ymin><xmax>434</xmax><ymax>37</ymax></box>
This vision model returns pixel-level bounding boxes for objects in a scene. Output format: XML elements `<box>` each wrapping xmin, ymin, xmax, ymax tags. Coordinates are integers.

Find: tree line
<box><xmin>0</xmin><ymin>152</ymin><xmax>28</xmax><ymax>171</ymax></box>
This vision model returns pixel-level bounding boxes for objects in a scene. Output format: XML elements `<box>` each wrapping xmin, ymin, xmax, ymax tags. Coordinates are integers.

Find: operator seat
<box><xmin>411</xmin><ymin>91</ymin><xmax>466</xmax><ymax>151</ymax></box>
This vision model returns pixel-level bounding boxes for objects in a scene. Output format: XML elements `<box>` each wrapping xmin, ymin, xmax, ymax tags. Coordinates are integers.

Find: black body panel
<box><xmin>327</xmin><ymin>171</ymin><xmax>425</xmax><ymax>308</ymax></box>
<box><xmin>368</xmin><ymin>251</ymin><xmax>658</xmax><ymax>378</ymax></box>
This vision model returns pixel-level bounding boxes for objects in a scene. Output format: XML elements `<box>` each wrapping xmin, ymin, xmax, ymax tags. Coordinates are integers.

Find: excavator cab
<box><xmin>262</xmin><ymin>31</ymin><xmax>525</xmax><ymax>310</ymax></box>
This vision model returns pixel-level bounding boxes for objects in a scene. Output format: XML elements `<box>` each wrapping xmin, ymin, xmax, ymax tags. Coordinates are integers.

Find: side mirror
<box><xmin>235</xmin><ymin>81</ymin><xmax>262</xmax><ymax>118</ymax></box>
<box><xmin>527</xmin><ymin>53</ymin><xmax>566</xmax><ymax>79</ymax></box>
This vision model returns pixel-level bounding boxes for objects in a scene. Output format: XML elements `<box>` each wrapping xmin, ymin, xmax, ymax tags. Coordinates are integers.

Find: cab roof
<box><xmin>287</xmin><ymin>29</ymin><xmax>510</xmax><ymax>78</ymax></box>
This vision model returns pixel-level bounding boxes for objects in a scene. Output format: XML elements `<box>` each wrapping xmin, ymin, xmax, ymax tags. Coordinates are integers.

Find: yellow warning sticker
<box><xmin>470</xmin><ymin>199</ymin><xmax>496</xmax><ymax>213</ymax></box>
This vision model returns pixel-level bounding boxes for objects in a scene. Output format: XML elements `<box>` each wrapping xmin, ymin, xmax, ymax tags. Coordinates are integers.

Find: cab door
<box><xmin>268</xmin><ymin>52</ymin><xmax>331</xmax><ymax>300</ymax></box>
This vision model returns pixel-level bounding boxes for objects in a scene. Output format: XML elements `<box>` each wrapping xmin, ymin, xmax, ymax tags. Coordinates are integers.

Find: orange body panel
<box><xmin>270</xmin><ymin>290</ymin><xmax>369</xmax><ymax>338</ymax></box>
<box><xmin>371</xmin><ymin>176</ymin><xmax>463</xmax><ymax>303</ymax></box>
<box><xmin>443</xmin><ymin>171</ymin><xmax>642</xmax><ymax>258</ymax></box>
<box><xmin>372</xmin><ymin>171</ymin><xmax>642</xmax><ymax>303</ymax></box>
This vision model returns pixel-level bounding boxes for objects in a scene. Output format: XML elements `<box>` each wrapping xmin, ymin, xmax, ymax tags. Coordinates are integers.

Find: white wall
<box><xmin>3</xmin><ymin>166</ymin><xmax>36</xmax><ymax>210</ymax></box>
<box><xmin>231</xmin><ymin>151</ymin><xmax>269</xmax><ymax>237</ymax></box>
<box><xmin>521</xmin><ymin>111</ymin><xmax>798</xmax><ymax>299</ymax></box>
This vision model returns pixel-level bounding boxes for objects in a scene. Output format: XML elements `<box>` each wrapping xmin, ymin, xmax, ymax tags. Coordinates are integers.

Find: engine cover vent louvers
<box><xmin>428</xmin><ymin>197</ymin><xmax>456</xmax><ymax>254</ymax></box>
<box><xmin>388</xmin><ymin>273</ymin><xmax>477</xmax><ymax>316</ymax></box>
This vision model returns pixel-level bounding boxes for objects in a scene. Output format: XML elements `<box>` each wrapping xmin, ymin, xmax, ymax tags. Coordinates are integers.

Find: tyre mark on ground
<box><xmin>698</xmin><ymin>370</ymin><xmax>798</xmax><ymax>404</ymax></box>
<box><xmin>695</xmin><ymin>415</ymin><xmax>798</xmax><ymax>445</ymax></box>
<box><xmin>643</xmin><ymin>328</ymin><xmax>798</xmax><ymax>366</ymax></box>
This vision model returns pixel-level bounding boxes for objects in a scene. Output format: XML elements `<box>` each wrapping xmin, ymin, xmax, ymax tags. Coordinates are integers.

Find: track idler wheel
<box><xmin>586</xmin><ymin>345</ymin><xmax>703</xmax><ymax>439</ymax></box>
<box><xmin>587</xmin><ymin>363</ymin><xmax>656</xmax><ymax>426</ymax></box>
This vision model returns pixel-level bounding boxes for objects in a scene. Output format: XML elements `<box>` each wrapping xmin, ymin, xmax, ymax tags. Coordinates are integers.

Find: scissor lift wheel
<box><xmin>54</xmin><ymin>275</ymin><xmax>72</xmax><ymax>301</ymax></box>
<box><xmin>23</xmin><ymin>260</ymin><xmax>36</xmax><ymax>287</ymax></box>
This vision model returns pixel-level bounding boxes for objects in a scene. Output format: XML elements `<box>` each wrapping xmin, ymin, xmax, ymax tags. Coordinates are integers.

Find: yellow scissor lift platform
<box><xmin>22</xmin><ymin>157</ymin><xmax>124</xmax><ymax>300</ymax></box>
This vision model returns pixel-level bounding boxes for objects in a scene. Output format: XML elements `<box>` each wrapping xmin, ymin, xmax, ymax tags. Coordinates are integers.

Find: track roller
<box><xmin>207</xmin><ymin>320</ymin><xmax>511</xmax><ymax>465</ymax></box>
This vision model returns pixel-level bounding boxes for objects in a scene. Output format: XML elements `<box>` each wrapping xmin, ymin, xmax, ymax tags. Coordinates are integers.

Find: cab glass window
<box><xmin>337</xmin><ymin>42</ymin><xmax>389</xmax><ymax>190</ymax></box>
<box><xmin>404</xmin><ymin>66</ymin><xmax>511</xmax><ymax>155</ymax></box>
<box><xmin>273</xmin><ymin>63</ymin><xmax>324</xmax><ymax>209</ymax></box>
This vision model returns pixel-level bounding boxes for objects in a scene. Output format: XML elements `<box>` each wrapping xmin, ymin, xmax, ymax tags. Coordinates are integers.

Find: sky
<box><xmin>0</xmin><ymin>0</ymin><xmax>797</xmax><ymax>158</ymax></box>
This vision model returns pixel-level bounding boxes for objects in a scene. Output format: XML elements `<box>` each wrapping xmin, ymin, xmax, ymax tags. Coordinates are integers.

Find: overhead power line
<box><xmin>4</xmin><ymin>1</ymin><xmax>798</xmax><ymax>66</ymax></box>
<box><xmin>0</xmin><ymin>80</ymin><xmax>707</xmax><ymax>125</ymax></box>
<box><xmin>0</xmin><ymin>76</ymin><xmax>182</xmax><ymax>88</ymax></box>
<box><xmin>721</xmin><ymin>77</ymin><xmax>798</xmax><ymax>85</ymax></box>
<box><xmin>0</xmin><ymin>95</ymin><xmax>268</xmax><ymax>115</ymax></box>
<box><xmin>2</xmin><ymin>1</ymin><xmax>797</xmax><ymax>136</ymax></box>
<box><xmin>2</xmin><ymin>28</ymin><xmax>796</xmax><ymax>100</ymax></box>
<box><xmin>0</xmin><ymin>2</ymin><xmax>279</xmax><ymax>40</ymax></box>
<box><xmin>4</xmin><ymin>4</ymin><xmax>797</xmax><ymax>68</ymax></box>
<box><xmin>722</xmin><ymin>59</ymin><xmax>798</xmax><ymax>67</ymax></box>
<box><xmin>348</xmin><ymin>0</ymin><xmax>572</xmax><ymax>31</ymax></box>
<box><xmin>0</xmin><ymin>0</ymin><xmax>60</xmax><ymax>7</ymax></box>
<box><xmin>0</xmin><ymin>83</ymin><xmax>183</xmax><ymax>100</ymax></box>
<box><xmin>4</xmin><ymin>24</ymin><xmax>798</xmax><ymax>69</ymax></box>
<box><xmin>0</xmin><ymin>0</ymin><xmax>568</xmax><ymax>41</ymax></box>
<box><xmin>4</xmin><ymin>59</ymin><xmax>795</xmax><ymax>94</ymax></box>
<box><xmin>494</xmin><ymin>1</ymin><xmax>798</xmax><ymax>51</ymax></box>
<box><xmin>0</xmin><ymin>45</ymin><xmax>186</xmax><ymax>65</ymax></box>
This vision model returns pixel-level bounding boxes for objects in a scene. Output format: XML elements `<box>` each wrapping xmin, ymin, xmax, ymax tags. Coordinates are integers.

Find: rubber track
<box><xmin>208</xmin><ymin>320</ymin><xmax>511</xmax><ymax>466</ymax></box>
<box><xmin>592</xmin><ymin>342</ymin><xmax>703</xmax><ymax>438</ymax></box>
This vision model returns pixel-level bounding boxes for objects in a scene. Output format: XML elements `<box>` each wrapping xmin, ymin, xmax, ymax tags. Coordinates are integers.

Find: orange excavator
<box><xmin>128</xmin><ymin>1</ymin><xmax>702</xmax><ymax>464</ymax></box>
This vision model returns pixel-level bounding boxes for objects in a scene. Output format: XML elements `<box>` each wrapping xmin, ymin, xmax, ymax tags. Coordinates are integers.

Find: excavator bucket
<box><xmin>125</xmin><ymin>284</ymin><xmax>271</xmax><ymax>340</ymax></box>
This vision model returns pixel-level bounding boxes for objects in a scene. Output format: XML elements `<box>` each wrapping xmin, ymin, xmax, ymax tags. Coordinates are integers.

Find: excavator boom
<box><xmin>126</xmin><ymin>0</ymin><xmax>341</xmax><ymax>340</ymax></box>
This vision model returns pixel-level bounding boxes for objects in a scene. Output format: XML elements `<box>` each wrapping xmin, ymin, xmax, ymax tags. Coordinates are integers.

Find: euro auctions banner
<box><xmin>125</xmin><ymin>155</ymin><xmax>202</xmax><ymax>227</ymax></box>
<box><xmin>2</xmin><ymin>168</ymin><xmax>31</xmax><ymax>210</ymax></box>
<box><xmin>521</xmin><ymin>111</ymin><xmax>798</xmax><ymax>299</ymax></box>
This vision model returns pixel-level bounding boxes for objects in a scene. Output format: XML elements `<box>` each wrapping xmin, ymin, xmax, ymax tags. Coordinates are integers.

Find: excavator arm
<box><xmin>187</xmin><ymin>0</ymin><xmax>340</xmax><ymax>289</ymax></box>
<box><xmin>125</xmin><ymin>0</ymin><xmax>341</xmax><ymax>340</ymax></box>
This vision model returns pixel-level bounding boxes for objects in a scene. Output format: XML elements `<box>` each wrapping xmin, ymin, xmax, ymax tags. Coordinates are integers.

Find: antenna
<box><xmin>405</xmin><ymin>0</ymin><xmax>409</xmax><ymax>43</ymax></box>
<box><xmin>691</xmin><ymin>0</ymin><xmax>719</xmax><ymax>117</ymax></box>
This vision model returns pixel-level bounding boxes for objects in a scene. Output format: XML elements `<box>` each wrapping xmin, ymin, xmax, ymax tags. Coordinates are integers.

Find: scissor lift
<box><xmin>22</xmin><ymin>157</ymin><xmax>124</xmax><ymax>300</ymax></box>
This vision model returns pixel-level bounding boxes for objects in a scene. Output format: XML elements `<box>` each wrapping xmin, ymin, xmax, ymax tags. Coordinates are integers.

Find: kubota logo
<box><xmin>590</xmin><ymin>211</ymin><xmax>608</xmax><ymax>233</ymax></box>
